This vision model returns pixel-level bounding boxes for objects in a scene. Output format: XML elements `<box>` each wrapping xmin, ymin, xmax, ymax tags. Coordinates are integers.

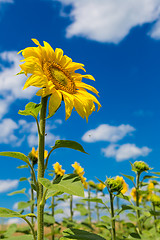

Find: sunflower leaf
<box><xmin>18</xmin><ymin>102</ymin><xmax>42</xmax><ymax>118</ymax></box>
<box><xmin>52</xmin><ymin>140</ymin><xmax>87</xmax><ymax>154</ymax></box>
<box><xmin>0</xmin><ymin>152</ymin><xmax>30</xmax><ymax>165</ymax></box>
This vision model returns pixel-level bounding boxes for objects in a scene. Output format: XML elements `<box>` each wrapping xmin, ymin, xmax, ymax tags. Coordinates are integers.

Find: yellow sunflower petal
<box><xmin>32</xmin><ymin>38</ymin><xmax>41</xmax><ymax>45</ymax></box>
<box><xmin>60</xmin><ymin>55</ymin><xmax>72</xmax><ymax>68</ymax></box>
<box><xmin>49</xmin><ymin>91</ymin><xmax>62</xmax><ymax>116</ymax></box>
<box><xmin>36</xmin><ymin>87</ymin><xmax>52</xmax><ymax>97</ymax></box>
<box><xmin>75</xmin><ymin>81</ymin><xmax>99</xmax><ymax>96</ymax></box>
<box><xmin>78</xmin><ymin>89</ymin><xmax>101</xmax><ymax>111</ymax></box>
<box><xmin>65</xmin><ymin>62</ymin><xmax>86</xmax><ymax>72</ymax></box>
<box><xmin>43</xmin><ymin>41</ymin><xmax>55</xmax><ymax>61</ymax></box>
<box><xmin>23</xmin><ymin>74</ymin><xmax>47</xmax><ymax>90</ymax></box>
<box><xmin>63</xmin><ymin>95</ymin><xmax>74</xmax><ymax>120</ymax></box>
<box><xmin>55</xmin><ymin>48</ymin><xmax>63</xmax><ymax>63</ymax></box>
<box><xmin>74</xmin><ymin>97</ymin><xmax>86</xmax><ymax>119</ymax></box>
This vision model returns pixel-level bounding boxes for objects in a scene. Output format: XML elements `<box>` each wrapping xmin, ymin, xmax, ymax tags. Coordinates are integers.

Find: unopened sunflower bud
<box><xmin>106</xmin><ymin>178</ymin><xmax>123</xmax><ymax>193</ymax></box>
<box><xmin>88</xmin><ymin>180</ymin><xmax>96</xmax><ymax>189</ymax></box>
<box><xmin>96</xmin><ymin>182</ymin><xmax>106</xmax><ymax>191</ymax></box>
<box><xmin>132</xmin><ymin>161</ymin><xmax>150</xmax><ymax>173</ymax></box>
<box><xmin>150</xmin><ymin>194</ymin><xmax>160</xmax><ymax>206</ymax></box>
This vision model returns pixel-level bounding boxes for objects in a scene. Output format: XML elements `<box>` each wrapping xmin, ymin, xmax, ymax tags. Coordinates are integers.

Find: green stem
<box><xmin>136</xmin><ymin>173</ymin><xmax>142</xmax><ymax>234</ymax></box>
<box><xmin>109</xmin><ymin>192</ymin><xmax>116</xmax><ymax>240</ymax></box>
<box><xmin>23</xmin><ymin>216</ymin><xmax>36</xmax><ymax>240</ymax></box>
<box><xmin>30</xmin><ymin>159</ymin><xmax>35</xmax><ymax>228</ymax></box>
<box><xmin>51</xmin><ymin>196</ymin><xmax>55</xmax><ymax>240</ymax></box>
<box><xmin>152</xmin><ymin>203</ymin><xmax>158</xmax><ymax>232</ymax></box>
<box><xmin>70</xmin><ymin>195</ymin><xmax>73</xmax><ymax>221</ymax></box>
<box><xmin>88</xmin><ymin>186</ymin><xmax>91</xmax><ymax>225</ymax></box>
<box><xmin>96</xmin><ymin>189</ymin><xmax>99</xmax><ymax>222</ymax></box>
<box><xmin>37</xmin><ymin>96</ymin><xmax>48</xmax><ymax>240</ymax></box>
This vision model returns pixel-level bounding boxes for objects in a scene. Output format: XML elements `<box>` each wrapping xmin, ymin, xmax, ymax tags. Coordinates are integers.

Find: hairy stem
<box><xmin>88</xmin><ymin>186</ymin><xmax>91</xmax><ymax>225</ymax></box>
<box><xmin>136</xmin><ymin>173</ymin><xmax>142</xmax><ymax>234</ymax></box>
<box><xmin>109</xmin><ymin>192</ymin><xmax>116</xmax><ymax>240</ymax></box>
<box><xmin>70</xmin><ymin>195</ymin><xmax>73</xmax><ymax>221</ymax></box>
<box><xmin>37</xmin><ymin>96</ymin><xmax>48</xmax><ymax>240</ymax></box>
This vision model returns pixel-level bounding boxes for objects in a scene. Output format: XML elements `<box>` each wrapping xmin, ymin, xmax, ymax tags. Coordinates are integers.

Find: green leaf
<box><xmin>121</xmin><ymin>174</ymin><xmax>134</xmax><ymax>183</ymax></box>
<box><xmin>4</xmin><ymin>224</ymin><xmax>17</xmax><ymax>238</ymax></box>
<box><xmin>44</xmin><ymin>213</ymin><xmax>55</xmax><ymax>224</ymax></box>
<box><xmin>82</xmin><ymin>198</ymin><xmax>104</xmax><ymax>205</ymax></box>
<box><xmin>101</xmin><ymin>216</ymin><xmax>111</xmax><ymax>223</ymax></box>
<box><xmin>0</xmin><ymin>152</ymin><xmax>29</xmax><ymax>165</ymax></box>
<box><xmin>17</xmin><ymin>200</ymin><xmax>35</xmax><ymax>209</ymax></box>
<box><xmin>130</xmin><ymin>232</ymin><xmax>141</xmax><ymax>239</ymax></box>
<box><xmin>142</xmin><ymin>175</ymin><xmax>159</xmax><ymax>181</ymax></box>
<box><xmin>18</xmin><ymin>102</ymin><xmax>42</xmax><ymax>118</ymax></box>
<box><xmin>54</xmin><ymin>209</ymin><xmax>64</xmax><ymax>214</ymax></box>
<box><xmin>39</xmin><ymin>174</ymin><xmax>84</xmax><ymax>197</ymax></box>
<box><xmin>0</xmin><ymin>207</ymin><xmax>22</xmax><ymax>218</ymax></box>
<box><xmin>74</xmin><ymin>205</ymin><xmax>88</xmax><ymax>216</ymax></box>
<box><xmin>52</xmin><ymin>140</ymin><xmax>87</xmax><ymax>154</ymax></box>
<box><xmin>46</xmin><ymin>190</ymin><xmax>62</xmax><ymax>199</ymax></box>
<box><xmin>8</xmin><ymin>188</ymin><xmax>26</xmax><ymax>196</ymax></box>
<box><xmin>5</xmin><ymin>235</ymin><xmax>34</xmax><ymax>240</ymax></box>
<box><xmin>62</xmin><ymin>228</ymin><xmax>106</xmax><ymax>240</ymax></box>
<box><xmin>116</xmin><ymin>193</ymin><xmax>131</xmax><ymax>202</ymax></box>
<box><xmin>19</xmin><ymin>177</ymin><xmax>28</xmax><ymax>182</ymax></box>
<box><xmin>17</xmin><ymin>164</ymin><xmax>28</xmax><ymax>169</ymax></box>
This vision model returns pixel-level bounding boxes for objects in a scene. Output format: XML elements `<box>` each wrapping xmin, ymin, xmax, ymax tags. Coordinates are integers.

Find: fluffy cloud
<box><xmin>19</xmin><ymin>119</ymin><xmax>61</xmax><ymax>147</ymax></box>
<box><xmin>102</xmin><ymin>143</ymin><xmax>152</xmax><ymax>161</ymax></box>
<box><xmin>0</xmin><ymin>179</ymin><xmax>18</xmax><ymax>193</ymax></box>
<box><xmin>82</xmin><ymin>124</ymin><xmax>135</xmax><ymax>143</ymax></box>
<box><xmin>0</xmin><ymin>118</ymin><xmax>18</xmax><ymax>144</ymax></box>
<box><xmin>57</xmin><ymin>0</ymin><xmax>160</xmax><ymax>43</ymax></box>
<box><xmin>0</xmin><ymin>51</ymin><xmax>36</xmax><ymax>119</ymax></box>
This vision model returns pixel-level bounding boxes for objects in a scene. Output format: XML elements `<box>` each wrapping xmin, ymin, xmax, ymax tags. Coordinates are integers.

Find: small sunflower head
<box><xmin>28</xmin><ymin>147</ymin><xmax>38</xmax><ymax>165</ymax></box>
<box><xmin>96</xmin><ymin>182</ymin><xmax>106</xmax><ymax>191</ymax></box>
<box><xmin>146</xmin><ymin>181</ymin><xmax>154</xmax><ymax>201</ymax></box>
<box><xmin>72</xmin><ymin>162</ymin><xmax>84</xmax><ymax>175</ymax></box>
<box><xmin>88</xmin><ymin>180</ymin><xmax>96</xmax><ymax>189</ymax></box>
<box><xmin>106</xmin><ymin>177</ymin><xmax>123</xmax><ymax>193</ymax></box>
<box><xmin>81</xmin><ymin>176</ymin><xmax>88</xmax><ymax>190</ymax></box>
<box><xmin>115</xmin><ymin>176</ymin><xmax>128</xmax><ymax>194</ymax></box>
<box><xmin>150</xmin><ymin>194</ymin><xmax>160</xmax><ymax>206</ymax></box>
<box><xmin>132</xmin><ymin>161</ymin><xmax>150</xmax><ymax>174</ymax></box>
<box><xmin>130</xmin><ymin>188</ymin><xmax>142</xmax><ymax>203</ymax></box>
<box><xmin>53</xmin><ymin>162</ymin><xmax>65</xmax><ymax>176</ymax></box>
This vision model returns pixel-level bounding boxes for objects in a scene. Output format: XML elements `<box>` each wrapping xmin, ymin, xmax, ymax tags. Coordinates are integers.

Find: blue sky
<box><xmin>0</xmin><ymin>0</ymin><xmax>160</xmax><ymax>212</ymax></box>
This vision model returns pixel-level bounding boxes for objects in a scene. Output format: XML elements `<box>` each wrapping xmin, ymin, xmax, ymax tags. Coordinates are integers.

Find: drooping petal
<box><xmin>78</xmin><ymin>89</ymin><xmax>101</xmax><ymax>111</ymax></box>
<box><xmin>43</xmin><ymin>41</ymin><xmax>55</xmax><ymax>61</ymax></box>
<box><xmin>73</xmin><ymin>96</ymin><xmax>87</xmax><ymax>119</ymax></box>
<box><xmin>63</xmin><ymin>93</ymin><xmax>74</xmax><ymax>120</ymax></box>
<box><xmin>23</xmin><ymin>74</ymin><xmax>47</xmax><ymax>89</ymax></box>
<box><xmin>65</xmin><ymin>62</ymin><xmax>86</xmax><ymax>72</ymax></box>
<box><xmin>75</xmin><ymin>81</ymin><xmax>99</xmax><ymax>96</ymax></box>
<box><xmin>49</xmin><ymin>90</ymin><xmax>62</xmax><ymax>116</ymax></box>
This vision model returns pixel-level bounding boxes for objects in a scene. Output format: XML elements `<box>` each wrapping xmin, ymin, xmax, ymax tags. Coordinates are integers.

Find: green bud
<box><xmin>150</xmin><ymin>194</ymin><xmax>160</xmax><ymax>206</ymax></box>
<box><xmin>88</xmin><ymin>180</ymin><xmax>96</xmax><ymax>189</ymax></box>
<box><xmin>106</xmin><ymin>177</ymin><xmax>123</xmax><ymax>193</ymax></box>
<box><xmin>132</xmin><ymin>161</ymin><xmax>150</xmax><ymax>173</ymax></box>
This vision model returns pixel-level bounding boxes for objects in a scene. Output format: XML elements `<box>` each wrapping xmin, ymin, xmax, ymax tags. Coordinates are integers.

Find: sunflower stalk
<box><xmin>30</xmin><ymin>159</ymin><xmax>35</xmax><ymax>228</ymax></box>
<box><xmin>109</xmin><ymin>192</ymin><xmax>116</xmax><ymax>240</ymax></box>
<box><xmin>37</xmin><ymin>96</ymin><xmax>48</xmax><ymax>240</ymax></box>
<box><xmin>152</xmin><ymin>203</ymin><xmax>158</xmax><ymax>233</ymax></box>
<box><xmin>96</xmin><ymin>189</ymin><xmax>100</xmax><ymax>222</ymax></box>
<box><xmin>88</xmin><ymin>186</ymin><xmax>91</xmax><ymax>225</ymax></box>
<box><xmin>135</xmin><ymin>172</ymin><xmax>142</xmax><ymax>234</ymax></box>
<box><xmin>70</xmin><ymin>195</ymin><xmax>73</xmax><ymax>221</ymax></box>
<box><xmin>51</xmin><ymin>196</ymin><xmax>55</xmax><ymax>240</ymax></box>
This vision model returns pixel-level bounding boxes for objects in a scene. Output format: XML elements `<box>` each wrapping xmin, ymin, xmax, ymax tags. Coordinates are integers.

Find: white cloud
<box><xmin>0</xmin><ymin>179</ymin><xmax>18</xmax><ymax>193</ymax></box>
<box><xmin>0</xmin><ymin>0</ymin><xmax>13</xmax><ymax>3</ymax></box>
<box><xmin>148</xmin><ymin>19</ymin><xmax>160</xmax><ymax>39</ymax></box>
<box><xmin>6</xmin><ymin>218</ymin><xmax>22</xmax><ymax>225</ymax></box>
<box><xmin>19</xmin><ymin>120</ymin><xmax>60</xmax><ymax>147</ymax></box>
<box><xmin>0</xmin><ymin>118</ymin><xmax>18</xmax><ymax>144</ymax></box>
<box><xmin>82</xmin><ymin>124</ymin><xmax>135</xmax><ymax>143</ymax></box>
<box><xmin>0</xmin><ymin>51</ymin><xmax>36</xmax><ymax>119</ymax></box>
<box><xmin>102</xmin><ymin>143</ymin><xmax>152</xmax><ymax>161</ymax></box>
<box><xmin>57</xmin><ymin>0</ymin><xmax>160</xmax><ymax>43</ymax></box>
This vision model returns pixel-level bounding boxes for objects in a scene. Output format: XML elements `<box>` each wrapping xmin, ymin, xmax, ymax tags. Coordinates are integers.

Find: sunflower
<box><xmin>53</xmin><ymin>162</ymin><xmax>65</xmax><ymax>176</ymax></box>
<box><xmin>18</xmin><ymin>39</ymin><xmax>101</xmax><ymax>120</ymax></box>
<box><xmin>116</xmin><ymin>176</ymin><xmax>128</xmax><ymax>194</ymax></box>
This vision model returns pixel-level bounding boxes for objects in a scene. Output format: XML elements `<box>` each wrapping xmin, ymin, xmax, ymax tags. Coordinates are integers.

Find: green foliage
<box><xmin>17</xmin><ymin>200</ymin><xmax>35</xmax><ymax>209</ymax></box>
<box><xmin>0</xmin><ymin>207</ymin><xmax>36</xmax><ymax>218</ymax></box>
<box><xmin>62</xmin><ymin>228</ymin><xmax>106</xmax><ymax>240</ymax></box>
<box><xmin>39</xmin><ymin>174</ymin><xmax>84</xmax><ymax>198</ymax></box>
<box><xmin>3</xmin><ymin>224</ymin><xmax>17</xmax><ymax>238</ymax></box>
<box><xmin>0</xmin><ymin>152</ymin><xmax>30</xmax><ymax>165</ymax></box>
<box><xmin>8</xmin><ymin>188</ymin><xmax>26</xmax><ymax>196</ymax></box>
<box><xmin>52</xmin><ymin>140</ymin><xmax>87</xmax><ymax>154</ymax></box>
<box><xmin>18</xmin><ymin>102</ymin><xmax>42</xmax><ymax>119</ymax></box>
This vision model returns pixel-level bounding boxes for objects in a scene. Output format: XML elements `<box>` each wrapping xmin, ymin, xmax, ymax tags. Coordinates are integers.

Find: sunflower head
<box><xmin>96</xmin><ymin>182</ymin><xmax>106</xmax><ymax>191</ymax></box>
<box><xmin>72</xmin><ymin>162</ymin><xmax>84</xmax><ymax>175</ymax></box>
<box><xmin>18</xmin><ymin>39</ymin><xmax>101</xmax><ymax>121</ymax></box>
<box><xmin>29</xmin><ymin>147</ymin><xmax>48</xmax><ymax>165</ymax></box>
<box><xmin>150</xmin><ymin>194</ymin><xmax>160</xmax><ymax>206</ymax></box>
<box><xmin>88</xmin><ymin>180</ymin><xmax>96</xmax><ymax>189</ymax></box>
<box><xmin>115</xmin><ymin>176</ymin><xmax>128</xmax><ymax>194</ymax></box>
<box><xmin>130</xmin><ymin>188</ymin><xmax>142</xmax><ymax>203</ymax></box>
<box><xmin>53</xmin><ymin>162</ymin><xmax>65</xmax><ymax>176</ymax></box>
<box><xmin>106</xmin><ymin>177</ymin><xmax>123</xmax><ymax>193</ymax></box>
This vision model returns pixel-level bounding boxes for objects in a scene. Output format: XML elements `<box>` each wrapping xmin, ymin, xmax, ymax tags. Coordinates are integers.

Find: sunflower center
<box><xmin>43</xmin><ymin>61</ymin><xmax>76</xmax><ymax>94</ymax></box>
